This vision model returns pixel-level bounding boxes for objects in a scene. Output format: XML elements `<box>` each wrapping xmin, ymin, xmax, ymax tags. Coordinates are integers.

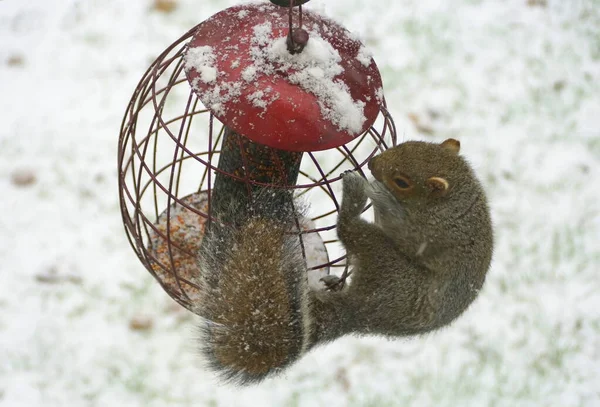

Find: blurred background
<box><xmin>0</xmin><ymin>0</ymin><xmax>599</xmax><ymax>406</ymax></box>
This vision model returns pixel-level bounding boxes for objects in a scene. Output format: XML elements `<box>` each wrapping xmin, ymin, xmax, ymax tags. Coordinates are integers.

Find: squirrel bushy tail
<box><xmin>196</xmin><ymin>196</ymin><xmax>311</xmax><ymax>385</ymax></box>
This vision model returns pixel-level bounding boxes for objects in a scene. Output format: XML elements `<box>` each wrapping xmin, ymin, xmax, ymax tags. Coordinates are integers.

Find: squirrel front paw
<box><xmin>340</xmin><ymin>171</ymin><xmax>368</xmax><ymax>218</ymax></box>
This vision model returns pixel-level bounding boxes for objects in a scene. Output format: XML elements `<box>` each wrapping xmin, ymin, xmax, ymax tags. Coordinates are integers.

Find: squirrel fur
<box><xmin>195</xmin><ymin>138</ymin><xmax>493</xmax><ymax>385</ymax></box>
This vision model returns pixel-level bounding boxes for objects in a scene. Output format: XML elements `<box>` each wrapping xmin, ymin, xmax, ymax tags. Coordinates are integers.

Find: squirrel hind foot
<box><xmin>320</xmin><ymin>274</ymin><xmax>344</xmax><ymax>292</ymax></box>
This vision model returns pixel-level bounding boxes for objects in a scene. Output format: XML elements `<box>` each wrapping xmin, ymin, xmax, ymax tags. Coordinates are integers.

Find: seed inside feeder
<box><xmin>146</xmin><ymin>191</ymin><xmax>330</xmax><ymax>312</ymax></box>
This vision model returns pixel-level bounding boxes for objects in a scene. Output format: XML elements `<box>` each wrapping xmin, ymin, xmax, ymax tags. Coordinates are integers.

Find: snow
<box><xmin>184</xmin><ymin>46</ymin><xmax>217</xmax><ymax>83</ymax></box>
<box><xmin>247</xmin><ymin>88</ymin><xmax>279</xmax><ymax>109</ymax></box>
<box><xmin>356</xmin><ymin>45</ymin><xmax>372</xmax><ymax>68</ymax></box>
<box><xmin>252</xmin><ymin>21</ymin><xmax>273</xmax><ymax>46</ymax></box>
<box><xmin>241</xmin><ymin>65</ymin><xmax>257</xmax><ymax>82</ymax></box>
<box><xmin>263</xmin><ymin>34</ymin><xmax>367</xmax><ymax>135</ymax></box>
<box><xmin>261</xmin><ymin>25</ymin><xmax>367</xmax><ymax>134</ymax></box>
<box><xmin>1</xmin><ymin>0</ymin><xmax>600</xmax><ymax>406</ymax></box>
<box><xmin>185</xmin><ymin>13</ymin><xmax>368</xmax><ymax>135</ymax></box>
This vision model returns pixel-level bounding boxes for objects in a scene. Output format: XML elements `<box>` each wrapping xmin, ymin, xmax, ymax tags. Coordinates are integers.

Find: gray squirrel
<box><xmin>195</xmin><ymin>138</ymin><xmax>493</xmax><ymax>385</ymax></box>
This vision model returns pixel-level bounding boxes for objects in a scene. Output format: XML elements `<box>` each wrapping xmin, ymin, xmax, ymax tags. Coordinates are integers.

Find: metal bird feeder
<box><xmin>118</xmin><ymin>0</ymin><xmax>397</xmax><ymax>312</ymax></box>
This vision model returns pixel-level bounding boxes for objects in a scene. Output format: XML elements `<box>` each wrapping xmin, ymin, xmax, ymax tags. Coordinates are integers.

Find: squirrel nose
<box><xmin>368</xmin><ymin>155</ymin><xmax>377</xmax><ymax>172</ymax></box>
<box><xmin>368</xmin><ymin>155</ymin><xmax>381</xmax><ymax>180</ymax></box>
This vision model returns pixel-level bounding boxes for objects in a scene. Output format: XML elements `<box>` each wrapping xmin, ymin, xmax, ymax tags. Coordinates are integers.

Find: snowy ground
<box><xmin>1</xmin><ymin>0</ymin><xmax>599</xmax><ymax>406</ymax></box>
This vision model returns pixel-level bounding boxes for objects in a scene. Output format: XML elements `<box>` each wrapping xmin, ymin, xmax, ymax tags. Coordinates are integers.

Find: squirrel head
<box><xmin>368</xmin><ymin>139</ymin><xmax>472</xmax><ymax>209</ymax></box>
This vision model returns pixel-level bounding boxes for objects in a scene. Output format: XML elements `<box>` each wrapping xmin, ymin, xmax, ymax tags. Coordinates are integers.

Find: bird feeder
<box><xmin>118</xmin><ymin>0</ymin><xmax>396</xmax><ymax>311</ymax></box>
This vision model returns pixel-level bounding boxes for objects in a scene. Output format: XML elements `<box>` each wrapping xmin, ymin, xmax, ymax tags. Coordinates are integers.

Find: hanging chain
<box><xmin>267</xmin><ymin>0</ymin><xmax>310</xmax><ymax>54</ymax></box>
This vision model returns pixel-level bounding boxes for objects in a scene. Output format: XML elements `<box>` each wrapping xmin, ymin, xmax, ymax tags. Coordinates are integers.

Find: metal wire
<box><xmin>117</xmin><ymin>23</ymin><xmax>397</xmax><ymax>312</ymax></box>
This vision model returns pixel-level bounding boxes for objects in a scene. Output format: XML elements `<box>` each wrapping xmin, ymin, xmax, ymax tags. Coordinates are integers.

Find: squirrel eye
<box><xmin>393</xmin><ymin>176</ymin><xmax>411</xmax><ymax>189</ymax></box>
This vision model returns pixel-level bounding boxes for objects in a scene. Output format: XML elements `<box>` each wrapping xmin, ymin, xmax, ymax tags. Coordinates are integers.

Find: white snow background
<box><xmin>1</xmin><ymin>0</ymin><xmax>599</xmax><ymax>406</ymax></box>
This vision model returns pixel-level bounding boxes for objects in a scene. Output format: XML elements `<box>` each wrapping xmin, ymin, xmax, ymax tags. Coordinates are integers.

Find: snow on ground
<box><xmin>1</xmin><ymin>0</ymin><xmax>599</xmax><ymax>406</ymax></box>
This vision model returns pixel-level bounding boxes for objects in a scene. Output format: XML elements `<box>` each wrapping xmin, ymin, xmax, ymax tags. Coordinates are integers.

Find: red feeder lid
<box><xmin>184</xmin><ymin>3</ymin><xmax>384</xmax><ymax>152</ymax></box>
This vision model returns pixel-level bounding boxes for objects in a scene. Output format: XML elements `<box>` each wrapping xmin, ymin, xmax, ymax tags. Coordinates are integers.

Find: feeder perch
<box><xmin>118</xmin><ymin>1</ymin><xmax>397</xmax><ymax>312</ymax></box>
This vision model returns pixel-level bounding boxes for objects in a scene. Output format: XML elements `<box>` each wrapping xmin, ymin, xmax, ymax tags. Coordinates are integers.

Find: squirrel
<box><xmin>195</xmin><ymin>138</ymin><xmax>493</xmax><ymax>385</ymax></box>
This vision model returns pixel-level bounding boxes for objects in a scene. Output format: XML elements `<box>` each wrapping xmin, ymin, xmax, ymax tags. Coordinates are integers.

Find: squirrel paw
<box><xmin>340</xmin><ymin>171</ymin><xmax>368</xmax><ymax>218</ymax></box>
<box><xmin>320</xmin><ymin>275</ymin><xmax>344</xmax><ymax>292</ymax></box>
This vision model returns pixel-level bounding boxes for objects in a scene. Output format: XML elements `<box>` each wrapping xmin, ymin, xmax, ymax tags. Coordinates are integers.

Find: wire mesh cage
<box><xmin>118</xmin><ymin>10</ymin><xmax>397</xmax><ymax>313</ymax></box>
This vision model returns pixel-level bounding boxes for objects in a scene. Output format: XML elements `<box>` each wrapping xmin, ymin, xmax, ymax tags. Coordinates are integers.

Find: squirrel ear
<box><xmin>426</xmin><ymin>177</ymin><xmax>449</xmax><ymax>197</ymax></box>
<box><xmin>441</xmin><ymin>139</ymin><xmax>460</xmax><ymax>154</ymax></box>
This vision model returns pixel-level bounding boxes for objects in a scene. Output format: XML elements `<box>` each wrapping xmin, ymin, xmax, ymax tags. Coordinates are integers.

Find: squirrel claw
<box><xmin>340</xmin><ymin>169</ymin><xmax>355</xmax><ymax>178</ymax></box>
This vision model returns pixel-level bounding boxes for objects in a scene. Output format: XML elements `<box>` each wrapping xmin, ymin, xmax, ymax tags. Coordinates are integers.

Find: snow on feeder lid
<box><xmin>183</xmin><ymin>2</ymin><xmax>384</xmax><ymax>152</ymax></box>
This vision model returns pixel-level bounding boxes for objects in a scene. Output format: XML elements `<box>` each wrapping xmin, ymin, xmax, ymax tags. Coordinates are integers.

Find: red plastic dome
<box><xmin>184</xmin><ymin>3</ymin><xmax>384</xmax><ymax>152</ymax></box>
